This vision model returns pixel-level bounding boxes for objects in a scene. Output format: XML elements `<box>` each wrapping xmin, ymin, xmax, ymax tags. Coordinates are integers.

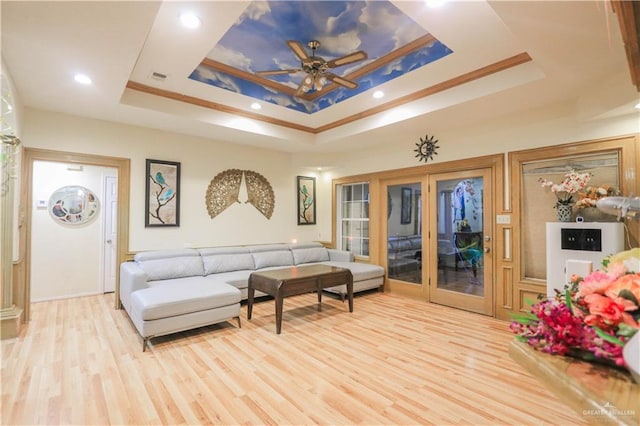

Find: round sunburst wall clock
<box><xmin>414</xmin><ymin>134</ymin><xmax>440</xmax><ymax>163</ymax></box>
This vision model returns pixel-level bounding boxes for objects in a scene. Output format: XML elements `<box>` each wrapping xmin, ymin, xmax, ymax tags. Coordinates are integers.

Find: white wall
<box><xmin>30</xmin><ymin>161</ymin><xmax>116</xmax><ymax>301</ymax></box>
<box><xmin>23</xmin><ymin>108</ymin><xmax>332</xmax><ymax>251</ymax></box>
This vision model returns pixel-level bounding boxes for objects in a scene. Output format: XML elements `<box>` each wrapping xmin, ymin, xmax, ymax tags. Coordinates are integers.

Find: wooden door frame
<box><xmin>381</xmin><ymin>177</ymin><xmax>428</xmax><ymax>299</ymax></box>
<box><xmin>16</xmin><ymin>148</ymin><xmax>130</xmax><ymax>320</ymax></box>
<box><xmin>332</xmin><ymin>154</ymin><xmax>504</xmax><ymax>309</ymax></box>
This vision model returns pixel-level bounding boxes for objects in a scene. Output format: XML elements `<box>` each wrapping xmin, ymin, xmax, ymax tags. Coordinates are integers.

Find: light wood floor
<box><xmin>1</xmin><ymin>291</ymin><xmax>588</xmax><ymax>425</ymax></box>
<box><xmin>388</xmin><ymin>267</ymin><xmax>485</xmax><ymax>296</ymax></box>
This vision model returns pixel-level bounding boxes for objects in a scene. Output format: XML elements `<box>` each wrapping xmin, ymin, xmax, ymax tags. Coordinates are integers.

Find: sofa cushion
<box><xmin>204</xmin><ymin>270</ymin><xmax>252</xmax><ymax>289</ymax></box>
<box><xmin>248</xmin><ymin>243</ymin><xmax>290</xmax><ymax>253</ymax></box>
<box><xmin>131</xmin><ymin>280</ymin><xmax>240</xmax><ymax>321</ymax></box>
<box><xmin>288</xmin><ymin>242</ymin><xmax>324</xmax><ymax>250</ymax></box>
<box><xmin>322</xmin><ymin>261</ymin><xmax>385</xmax><ymax>282</ymax></box>
<box><xmin>292</xmin><ymin>247</ymin><xmax>330</xmax><ymax>265</ymax></box>
<box><xmin>408</xmin><ymin>236</ymin><xmax>422</xmax><ymax>250</ymax></box>
<box><xmin>147</xmin><ymin>276</ymin><xmax>210</xmax><ymax>287</ymax></box>
<box><xmin>252</xmin><ymin>250</ymin><xmax>294</xmax><ymax>269</ymax></box>
<box><xmin>200</xmin><ymin>247</ymin><xmax>255</xmax><ymax>275</ymax></box>
<box><xmin>134</xmin><ymin>249</ymin><xmax>204</xmax><ymax>281</ymax></box>
<box><xmin>203</xmin><ymin>253</ymin><xmax>255</xmax><ymax>274</ymax></box>
<box><xmin>395</xmin><ymin>239</ymin><xmax>413</xmax><ymax>253</ymax></box>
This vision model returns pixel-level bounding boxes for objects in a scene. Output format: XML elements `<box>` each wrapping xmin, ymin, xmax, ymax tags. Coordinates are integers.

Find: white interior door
<box><xmin>102</xmin><ymin>175</ymin><xmax>117</xmax><ymax>293</ymax></box>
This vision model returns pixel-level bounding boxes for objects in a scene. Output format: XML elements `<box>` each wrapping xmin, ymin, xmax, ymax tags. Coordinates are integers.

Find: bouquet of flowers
<box><xmin>510</xmin><ymin>248</ymin><xmax>640</xmax><ymax>367</ymax></box>
<box><xmin>538</xmin><ymin>170</ymin><xmax>592</xmax><ymax>205</ymax></box>
<box><xmin>575</xmin><ymin>184</ymin><xmax>618</xmax><ymax>209</ymax></box>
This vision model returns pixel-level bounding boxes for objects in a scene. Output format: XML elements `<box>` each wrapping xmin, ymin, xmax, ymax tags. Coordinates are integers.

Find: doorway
<box><xmin>30</xmin><ymin>161</ymin><xmax>117</xmax><ymax>301</ymax></box>
<box><xmin>18</xmin><ymin>149</ymin><xmax>130</xmax><ymax>320</ymax></box>
<box><xmin>428</xmin><ymin>168</ymin><xmax>493</xmax><ymax>315</ymax></box>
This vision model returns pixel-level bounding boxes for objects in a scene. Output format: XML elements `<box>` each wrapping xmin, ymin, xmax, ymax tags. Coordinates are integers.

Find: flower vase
<box><xmin>556</xmin><ymin>203</ymin><xmax>573</xmax><ymax>222</ymax></box>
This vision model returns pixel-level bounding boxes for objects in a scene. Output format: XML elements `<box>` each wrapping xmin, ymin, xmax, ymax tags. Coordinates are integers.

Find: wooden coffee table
<box><xmin>247</xmin><ymin>264</ymin><xmax>353</xmax><ymax>334</ymax></box>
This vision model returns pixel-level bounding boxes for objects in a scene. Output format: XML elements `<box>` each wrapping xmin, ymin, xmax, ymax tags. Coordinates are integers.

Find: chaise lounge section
<box><xmin>120</xmin><ymin>242</ymin><xmax>384</xmax><ymax>350</ymax></box>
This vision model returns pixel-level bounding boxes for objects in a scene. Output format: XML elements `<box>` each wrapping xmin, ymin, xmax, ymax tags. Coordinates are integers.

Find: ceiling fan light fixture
<box><xmin>314</xmin><ymin>76</ymin><xmax>326</xmax><ymax>91</ymax></box>
<box><xmin>257</xmin><ymin>39</ymin><xmax>366</xmax><ymax>96</ymax></box>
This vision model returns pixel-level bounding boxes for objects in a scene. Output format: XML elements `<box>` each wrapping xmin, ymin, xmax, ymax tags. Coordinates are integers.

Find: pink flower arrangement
<box><xmin>574</xmin><ymin>184</ymin><xmax>618</xmax><ymax>209</ymax></box>
<box><xmin>538</xmin><ymin>170</ymin><xmax>592</xmax><ymax>205</ymax></box>
<box><xmin>511</xmin><ymin>248</ymin><xmax>640</xmax><ymax>367</ymax></box>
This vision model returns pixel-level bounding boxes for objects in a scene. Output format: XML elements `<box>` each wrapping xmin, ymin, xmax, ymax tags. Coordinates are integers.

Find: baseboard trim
<box><xmin>31</xmin><ymin>291</ymin><xmax>103</xmax><ymax>303</ymax></box>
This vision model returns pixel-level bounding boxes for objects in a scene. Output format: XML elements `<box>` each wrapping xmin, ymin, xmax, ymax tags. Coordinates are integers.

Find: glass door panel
<box><xmin>429</xmin><ymin>169</ymin><xmax>493</xmax><ymax>315</ymax></box>
<box><xmin>387</xmin><ymin>182</ymin><xmax>422</xmax><ymax>284</ymax></box>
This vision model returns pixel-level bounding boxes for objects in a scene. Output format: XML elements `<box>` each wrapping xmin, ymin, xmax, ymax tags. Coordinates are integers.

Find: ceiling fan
<box><xmin>256</xmin><ymin>40</ymin><xmax>367</xmax><ymax>96</ymax></box>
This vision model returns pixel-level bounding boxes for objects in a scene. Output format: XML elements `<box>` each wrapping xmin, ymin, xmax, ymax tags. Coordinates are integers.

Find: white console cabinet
<box><xmin>545</xmin><ymin>222</ymin><xmax>624</xmax><ymax>298</ymax></box>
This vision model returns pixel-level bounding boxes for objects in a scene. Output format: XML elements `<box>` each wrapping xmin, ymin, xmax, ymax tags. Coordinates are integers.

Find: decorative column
<box><xmin>1</xmin><ymin>134</ymin><xmax>22</xmax><ymax>339</ymax></box>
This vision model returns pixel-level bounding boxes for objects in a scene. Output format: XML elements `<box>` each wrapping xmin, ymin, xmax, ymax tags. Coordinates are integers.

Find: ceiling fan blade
<box><xmin>326</xmin><ymin>51</ymin><xmax>367</xmax><ymax>68</ymax></box>
<box><xmin>256</xmin><ymin>69</ymin><xmax>301</xmax><ymax>76</ymax></box>
<box><xmin>287</xmin><ymin>40</ymin><xmax>309</xmax><ymax>61</ymax></box>
<box><xmin>325</xmin><ymin>72</ymin><xmax>358</xmax><ymax>89</ymax></box>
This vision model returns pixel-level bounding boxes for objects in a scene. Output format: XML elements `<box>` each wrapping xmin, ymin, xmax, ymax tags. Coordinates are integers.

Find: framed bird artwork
<box><xmin>145</xmin><ymin>159</ymin><xmax>181</xmax><ymax>227</ymax></box>
<box><xmin>297</xmin><ymin>176</ymin><xmax>316</xmax><ymax>225</ymax></box>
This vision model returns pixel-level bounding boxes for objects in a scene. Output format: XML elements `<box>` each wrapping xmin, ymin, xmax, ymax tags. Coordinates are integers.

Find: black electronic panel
<box><xmin>561</xmin><ymin>228</ymin><xmax>602</xmax><ymax>252</ymax></box>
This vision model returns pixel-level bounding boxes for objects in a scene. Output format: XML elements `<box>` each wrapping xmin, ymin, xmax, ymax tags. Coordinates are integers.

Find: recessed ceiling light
<box><xmin>425</xmin><ymin>0</ymin><xmax>447</xmax><ymax>8</ymax></box>
<box><xmin>635</xmin><ymin>101</ymin><xmax>640</xmax><ymax>109</ymax></box>
<box><xmin>74</xmin><ymin>73</ymin><xmax>92</xmax><ymax>85</ymax></box>
<box><xmin>250</xmin><ymin>102</ymin><xmax>262</xmax><ymax>110</ymax></box>
<box><xmin>373</xmin><ymin>90</ymin><xmax>384</xmax><ymax>99</ymax></box>
<box><xmin>180</xmin><ymin>12</ymin><xmax>201</xmax><ymax>29</ymax></box>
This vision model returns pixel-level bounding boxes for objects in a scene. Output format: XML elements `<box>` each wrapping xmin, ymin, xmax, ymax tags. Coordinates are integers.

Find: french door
<box><xmin>428</xmin><ymin>168</ymin><xmax>493</xmax><ymax>315</ymax></box>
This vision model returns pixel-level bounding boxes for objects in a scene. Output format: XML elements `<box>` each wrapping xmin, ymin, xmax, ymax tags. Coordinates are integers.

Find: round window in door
<box><xmin>48</xmin><ymin>185</ymin><xmax>99</xmax><ymax>225</ymax></box>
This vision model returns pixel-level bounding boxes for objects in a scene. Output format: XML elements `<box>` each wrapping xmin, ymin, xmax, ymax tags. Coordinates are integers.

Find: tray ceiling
<box><xmin>190</xmin><ymin>1</ymin><xmax>452</xmax><ymax>114</ymax></box>
<box><xmin>2</xmin><ymin>1</ymin><xmax>638</xmax><ymax>153</ymax></box>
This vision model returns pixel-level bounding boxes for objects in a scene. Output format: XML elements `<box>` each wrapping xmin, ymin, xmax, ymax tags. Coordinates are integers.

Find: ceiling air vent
<box><xmin>150</xmin><ymin>71</ymin><xmax>167</xmax><ymax>81</ymax></box>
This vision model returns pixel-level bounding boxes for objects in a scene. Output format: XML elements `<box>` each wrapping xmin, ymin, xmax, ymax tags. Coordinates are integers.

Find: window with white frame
<box><xmin>337</xmin><ymin>182</ymin><xmax>369</xmax><ymax>257</ymax></box>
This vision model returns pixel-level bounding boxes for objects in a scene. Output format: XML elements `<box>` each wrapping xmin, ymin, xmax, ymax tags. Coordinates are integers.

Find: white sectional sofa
<box><xmin>120</xmin><ymin>242</ymin><xmax>384</xmax><ymax>350</ymax></box>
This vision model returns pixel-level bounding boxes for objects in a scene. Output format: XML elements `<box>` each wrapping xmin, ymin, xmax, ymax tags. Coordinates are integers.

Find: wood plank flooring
<box><xmin>1</xmin><ymin>291</ymin><xmax>588</xmax><ymax>425</ymax></box>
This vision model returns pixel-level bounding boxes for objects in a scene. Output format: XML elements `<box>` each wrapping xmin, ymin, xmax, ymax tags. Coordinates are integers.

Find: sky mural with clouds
<box><xmin>189</xmin><ymin>1</ymin><xmax>452</xmax><ymax>114</ymax></box>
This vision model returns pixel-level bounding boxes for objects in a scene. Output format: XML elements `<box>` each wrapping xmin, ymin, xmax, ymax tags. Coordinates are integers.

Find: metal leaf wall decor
<box><xmin>205</xmin><ymin>169</ymin><xmax>275</xmax><ymax>219</ymax></box>
<box><xmin>244</xmin><ymin>170</ymin><xmax>275</xmax><ymax>219</ymax></box>
<box><xmin>205</xmin><ymin>169</ymin><xmax>243</xmax><ymax>219</ymax></box>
